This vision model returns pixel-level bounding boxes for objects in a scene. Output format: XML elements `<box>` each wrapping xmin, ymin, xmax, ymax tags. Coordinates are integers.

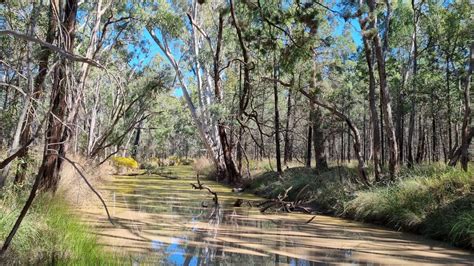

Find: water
<box><xmin>81</xmin><ymin>166</ymin><xmax>474</xmax><ymax>265</ymax></box>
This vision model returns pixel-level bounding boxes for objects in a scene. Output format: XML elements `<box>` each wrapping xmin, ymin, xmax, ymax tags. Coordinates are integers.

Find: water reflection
<box><xmin>80</xmin><ymin>166</ymin><xmax>474</xmax><ymax>265</ymax></box>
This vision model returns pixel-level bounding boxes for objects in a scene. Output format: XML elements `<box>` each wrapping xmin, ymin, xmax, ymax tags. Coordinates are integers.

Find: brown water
<box><xmin>81</xmin><ymin>166</ymin><xmax>474</xmax><ymax>265</ymax></box>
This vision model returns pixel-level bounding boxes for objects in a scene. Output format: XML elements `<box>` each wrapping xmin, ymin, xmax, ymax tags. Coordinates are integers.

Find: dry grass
<box><xmin>192</xmin><ymin>156</ymin><xmax>214</xmax><ymax>177</ymax></box>
<box><xmin>58</xmin><ymin>155</ymin><xmax>114</xmax><ymax>209</ymax></box>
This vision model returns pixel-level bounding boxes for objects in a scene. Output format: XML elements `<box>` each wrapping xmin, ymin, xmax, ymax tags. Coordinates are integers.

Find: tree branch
<box><xmin>60</xmin><ymin>156</ymin><xmax>114</xmax><ymax>224</ymax></box>
<box><xmin>0</xmin><ymin>30</ymin><xmax>104</xmax><ymax>68</ymax></box>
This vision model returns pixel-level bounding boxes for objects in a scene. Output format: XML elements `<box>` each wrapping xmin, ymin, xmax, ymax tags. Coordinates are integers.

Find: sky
<box><xmin>128</xmin><ymin>29</ymin><xmax>186</xmax><ymax>97</ymax></box>
<box><xmin>127</xmin><ymin>3</ymin><xmax>364</xmax><ymax>98</ymax></box>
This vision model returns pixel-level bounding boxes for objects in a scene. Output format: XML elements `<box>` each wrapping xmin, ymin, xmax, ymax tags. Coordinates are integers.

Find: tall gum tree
<box><xmin>38</xmin><ymin>0</ymin><xmax>79</xmax><ymax>192</ymax></box>
<box><xmin>366</xmin><ymin>0</ymin><xmax>399</xmax><ymax>177</ymax></box>
<box><xmin>145</xmin><ymin>0</ymin><xmax>240</xmax><ymax>183</ymax></box>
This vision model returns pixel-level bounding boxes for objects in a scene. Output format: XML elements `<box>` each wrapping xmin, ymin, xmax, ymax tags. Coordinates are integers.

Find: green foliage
<box><xmin>449</xmin><ymin>211</ymin><xmax>474</xmax><ymax>244</ymax></box>
<box><xmin>143</xmin><ymin>0</ymin><xmax>185</xmax><ymax>38</ymax></box>
<box><xmin>0</xmin><ymin>188</ymin><xmax>121</xmax><ymax>264</ymax></box>
<box><xmin>423</xmin><ymin>194</ymin><xmax>473</xmax><ymax>248</ymax></box>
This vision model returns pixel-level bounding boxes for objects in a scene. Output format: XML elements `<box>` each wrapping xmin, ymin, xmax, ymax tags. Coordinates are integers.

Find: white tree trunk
<box><xmin>147</xmin><ymin>28</ymin><xmax>222</xmax><ymax>167</ymax></box>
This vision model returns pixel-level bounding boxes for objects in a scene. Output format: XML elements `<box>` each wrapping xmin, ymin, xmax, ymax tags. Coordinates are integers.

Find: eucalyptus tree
<box><xmin>365</xmin><ymin>0</ymin><xmax>399</xmax><ymax>177</ymax></box>
<box><xmin>0</xmin><ymin>1</ymin><xmax>52</xmax><ymax>186</ymax></box>
<box><xmin>246</xmin><ymin>0</ymin><xmax>371</xmax><ymax>183</ymax></box>
<box><xmin>139</xmin><ymin>0</ymin><xmax>248</xmax><ymax>182</ymax></box>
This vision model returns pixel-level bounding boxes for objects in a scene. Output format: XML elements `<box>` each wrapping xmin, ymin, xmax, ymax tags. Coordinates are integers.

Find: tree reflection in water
<box><xmin>79</xmin><ymin>166</ymin><xmax>474</xmax><ymax>265</ymax></box>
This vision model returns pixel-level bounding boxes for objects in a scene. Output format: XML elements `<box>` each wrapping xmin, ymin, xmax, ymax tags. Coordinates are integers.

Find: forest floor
<box><xmin>246</xmin><ymin>163</ymin><xmax>474</xmax><ymax>249</ymax></box>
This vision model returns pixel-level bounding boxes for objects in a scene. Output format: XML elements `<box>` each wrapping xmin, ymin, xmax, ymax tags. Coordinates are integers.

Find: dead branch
<box><xmin>190</xmin><ymin>174</ymin><xmax>218</xmax><ymax>204</ymax></box>
<box><xmin>306</xmin><ymin>215</ymin><xmax>317</xmax><ymax>223</ymax></box>
<box><xmin>258</xmin><ymin>186</ymin><xmax>314</xmax><ymax>214</ymax></box>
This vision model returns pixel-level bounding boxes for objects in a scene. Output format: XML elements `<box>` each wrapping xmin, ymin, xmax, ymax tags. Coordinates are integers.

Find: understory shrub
<box><xmin>111</xmin><ymin>156</ymin><xmax>139</xmax><ymax>173</ymax></box>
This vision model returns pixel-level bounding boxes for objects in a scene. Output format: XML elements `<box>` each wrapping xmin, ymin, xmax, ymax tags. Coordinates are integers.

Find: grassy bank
<box><xmin>247</xmin><ymin>163</ymin><xmax>473</xmax><ymax>249</ymax></box>
<box><xmin>0</xmin><ymin>185</ymin><xmax>121</xmax><ymax>265</ymax></box>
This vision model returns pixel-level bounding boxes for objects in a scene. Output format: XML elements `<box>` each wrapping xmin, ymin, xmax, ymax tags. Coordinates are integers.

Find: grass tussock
<box><xmin>345</xmin><ymin>164</ymin><xmax>473</xmax><ymax>247</ymax></box>
<box><xmin>0</xmin><ymin>185</ymin><xmax>121</xmax><ymax>265</ymax></box>
<box><xmin>193</xmin><ymin>157</ymin><xmax>216</xmax><ymax>178</ymax></box>
<box><xmin>247</xmin><ymin>163</ymin><xmax>473</xmax><ymax>248</ymax></box>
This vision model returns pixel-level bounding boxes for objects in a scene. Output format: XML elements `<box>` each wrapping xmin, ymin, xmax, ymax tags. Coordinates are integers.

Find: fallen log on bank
<box><xmin>230</xmin><ymin>185</ymin><xmax>315</xmax><ymax>215</ymax></box>
<box><xmin>257</xmin><ymin>185</ymin><xmax>314</xmax><ymax>214</ymax></box>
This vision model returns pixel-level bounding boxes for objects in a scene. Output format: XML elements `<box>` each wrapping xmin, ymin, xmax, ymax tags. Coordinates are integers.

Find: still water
<box><xmin>81</xmin><ymin>166</ymin><xmax>474</xmax><ymax>265</ymax></box>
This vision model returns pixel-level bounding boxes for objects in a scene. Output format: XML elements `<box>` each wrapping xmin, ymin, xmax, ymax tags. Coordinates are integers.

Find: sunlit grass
<box><xmin>345</xmin><ymin>165</ymin><xmax>473</xmax><ymax>247</ymax></box>
<box><xmin>0</xmin><ymin>185</ymin><xmax>123</xmax><ymax>264</ymax></box>
<box><xmin>247</xmin><ymin>162</ymin><xmax>473</xmax><ymax>248</ymax></box>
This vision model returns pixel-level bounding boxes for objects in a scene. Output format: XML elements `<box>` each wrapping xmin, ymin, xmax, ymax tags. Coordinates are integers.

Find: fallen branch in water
<box><xmin>257</xmin><ymin>186</ymin><xmax>314</xmax><ymax>214</ymax></box>
<box><xmin>190</xmin><ymin>174</ymin><xmax>218</xmax><ymax>204</ymax></box>
<box><xmin>120</xmin><ymin>172</ymin><xmax>147</xmax><ymax>176</ymax></box>
<box><xmin>306</xmin><ymin>215</ymin><xmax>317</xmax><ymax>223</ymax></box>
<box><xmin>233</xmin><ymin>198</ymin><xmax>254</xmax><ymax>207</ymax></box>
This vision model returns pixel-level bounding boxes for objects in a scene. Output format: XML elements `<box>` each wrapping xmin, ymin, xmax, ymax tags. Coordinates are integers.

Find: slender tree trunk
<box><xmin>273</xmin><ymin>52</ymin><xmax>282</xmax><ymax>173</ymax></box>
<box><xmin>432</xmin><ymin>106</ymin><xmax>438</xmax><ymax>162</ymax></box>
<box><xmin>87</xmin><ymin>84</ymin><xmax>100</xmax><ymax>156</ymax></box>
<box><xmin>147</xmin><ymin>28</ymin><xmax>223</xmax><ymax>175</ymax></box>
<box><xmin>363</xmin><ymin>114</ymin><xmax>366</xmax><ymax>161</ymax></box>
<box><xmin>236</xmin><ymin>65</ymin><xmax>243</xmax><ymax>176</ymax></box>
<box><xmin>1</xmin><ymin>3</ymin><xmax>43</xmax><ymax>186</ymax></box>
<box><xmin>341</xmin><ymin>125</ymin><xmax>345</xmax><ymax>162</ymax></box>
<box><xmin>283</xmin><ymin>87</ymin><xmax>293</xmax><ymax>165</ymax></box>
<box><xmin>131</xmin><ymin>121</ymin><xmax>142</xmax><ymax>159</ymax></box>
<box><xmin>449</xmin><ymin>44</ymin><xmax>473</xmax><ymax>170</ymax></box>
<box><xmin>306</xmin><ymin>116</ymin><xmax>312</xmax><ymax>168</ymax></box>
<box><xmin>368</xmin><ymin>0</ymin><xmax>399</xmax><ymax>177</ymax></box>
<box><xmin>459</xmin><ymin>44</ymin><xmax>473</xmax><ymax>170</ymax></box>
<box><xmin>1</xmin><ymin>93</ymin><xmax>29</xmax><ymax>185</ymax></box>
<box><xmin>347</xmin><ymin>124</ymin><xmax>351</xmax><ymax>162</ymax></box>
<box><xmin>299</xmin><ymin>89</ymin><xmax>369</xmax><ymax>184</ymax></box>
<box><xmin>396</xmin><ymin>92</ymin><xmax>404</xmax><ymax>164</ymax></box>
<box><xmin>446</xmin><ymin>54</ymin><xmax>453</xmax><ymax>154</ymax></box>
<box><xmin>416</xmin><ymin>115</ymin><xmax>425</xmax><ymax>163</ymax></box>
<box><xmin>359</xmin><ymin>20</ymin><xmax>382</xmax><ymax>180</ymax></box>
<box><xmin>380</xmin><ymin>101</ymin><xmax>385</xmax><ymax>165</ymax></box>
<box><xmin>407</xmin><ymin>1</ymin><xmax>419</xmax><ymax>167</ymax></box>
<box><xmin>214</xmin><ymin>12</ymin><xmax>239</xmax><ymax>183</ymax></box>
